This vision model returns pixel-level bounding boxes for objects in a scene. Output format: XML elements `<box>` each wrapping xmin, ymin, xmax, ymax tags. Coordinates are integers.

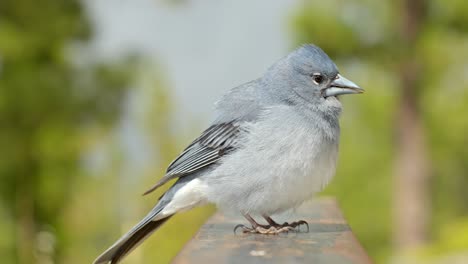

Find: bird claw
<box><xmin>233</xmin><ymin>223</ymin><xmax>301</xmax><ymax>235</ymax></box>
<box><xmin>233</xmin><ymin>224</ymin><xmax>248</xmax><ymax>234</ymax></box>
<box><xmin>284</xmin><ymin>220</ymin><xmax>309</xmax><ymax>232</ymax></box>
<box><xmin>234</xmin><ymin>215</ymin><xmax>309</xmax><ymax>235</ymax></box>
<box><xmin>238</xmin><ymin>225</ymin><xmax>293</xmax><ymax>234</ymax></box>
<box><xmin>269</xmin><ymin>220</ymin><xmax>309</xmax><ymax>233</ymax></box>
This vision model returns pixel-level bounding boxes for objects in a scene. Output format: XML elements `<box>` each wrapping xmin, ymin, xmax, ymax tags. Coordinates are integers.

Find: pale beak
<box><xmin>323</xmin><ymin>74</ymin><xmax>364</xmax><ymax>97</ymax></box>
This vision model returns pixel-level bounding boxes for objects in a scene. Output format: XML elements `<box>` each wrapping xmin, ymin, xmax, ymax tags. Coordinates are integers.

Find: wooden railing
<box><xmin>172</xmin><ymin>198</ymin><xmax>373</xmax><ymax>264</ymax></box>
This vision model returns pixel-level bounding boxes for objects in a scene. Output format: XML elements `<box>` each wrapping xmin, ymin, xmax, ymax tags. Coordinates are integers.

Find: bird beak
<box><xmin>324</xmin><ymin>74</ymin><xmax>364</xmax><ymax>97</ymax></box>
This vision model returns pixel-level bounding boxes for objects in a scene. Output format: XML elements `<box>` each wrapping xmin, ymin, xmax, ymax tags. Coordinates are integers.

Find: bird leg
<box><xmin>263</xmin><ymin>215</ymin><xmax>309</xmax><ymax>232</ymax></box>
<box><xmin>234</xmin><ymin>214</ymin><xmax>283</xmax><ymax>234</ymax></box>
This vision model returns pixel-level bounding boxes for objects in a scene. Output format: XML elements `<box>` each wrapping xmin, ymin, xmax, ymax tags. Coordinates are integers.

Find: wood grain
<box><xmin>172</xmin><ymin>198</ymin><xmax>373</xmax><ymax>264</ymax></box>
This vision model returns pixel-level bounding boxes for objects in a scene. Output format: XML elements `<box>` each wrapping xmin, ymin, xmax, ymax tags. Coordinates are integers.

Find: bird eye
<box><xmin>312</xmin><ymin>73</ymin><xmax>324</xmax><ymax>85</ymax></box>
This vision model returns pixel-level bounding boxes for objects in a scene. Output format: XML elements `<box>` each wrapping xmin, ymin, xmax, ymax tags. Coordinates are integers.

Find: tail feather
<box><xmin>94</xmin><ymin>216</ymin><xmax>171</xmax><ymax>264</ymax></box>
<box><xmin>94</xmin><ymin>170</ymin><xmax>203</xmax><ymax>263</ymax></box>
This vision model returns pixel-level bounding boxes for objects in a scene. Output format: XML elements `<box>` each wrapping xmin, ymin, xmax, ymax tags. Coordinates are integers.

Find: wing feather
<box><xmin>143</xmin><ymin>121</ymin><xmax>244</xmax><ymax>195</ymax></box>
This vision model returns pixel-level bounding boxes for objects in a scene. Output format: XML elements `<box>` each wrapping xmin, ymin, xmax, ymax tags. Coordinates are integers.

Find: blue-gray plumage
<box><xmin>94</xmin><ymin>44</ymin><xmax>363</xmax><ymax>264</ymax></box>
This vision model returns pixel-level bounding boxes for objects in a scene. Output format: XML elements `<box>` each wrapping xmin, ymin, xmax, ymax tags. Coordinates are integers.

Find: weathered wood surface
<box><xmin>172</xmin><ymin>198</ymin><xmax>373</xmax><ymax>264</ymax></box>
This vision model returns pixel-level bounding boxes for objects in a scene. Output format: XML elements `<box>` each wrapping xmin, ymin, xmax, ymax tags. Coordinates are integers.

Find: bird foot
<box><xmin>276</xmin><ymin>220</ymin><xmax>309</xmax><ymax>232</ymax></box>
<box><xmin>233</xmin><ymin>224</ymin><xmax>296</xmax><ymax>234</ymax></box>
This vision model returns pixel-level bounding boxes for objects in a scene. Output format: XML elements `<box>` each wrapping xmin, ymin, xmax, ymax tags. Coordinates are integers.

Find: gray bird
<box><xmin>94</xmin><ymin>44</ymin><xmax>363</xmax><ymax>264</ymax></box>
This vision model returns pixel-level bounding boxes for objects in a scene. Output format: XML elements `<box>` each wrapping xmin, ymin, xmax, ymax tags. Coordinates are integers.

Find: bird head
<box><xmin>263</xmin><ymin>44</ymin><xmax>363</xmax><ymax>109</ymax></box>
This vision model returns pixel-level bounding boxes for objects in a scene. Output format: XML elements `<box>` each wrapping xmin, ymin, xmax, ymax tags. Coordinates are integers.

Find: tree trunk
<box><xmin>394</xmin><ymin>0</ymin><xmax>429</xmax><ymax>250</ymax></box>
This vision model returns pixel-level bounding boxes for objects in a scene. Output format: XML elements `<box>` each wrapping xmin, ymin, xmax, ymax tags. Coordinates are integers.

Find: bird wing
<box><xmin>143</xmin><ymin>121</ymin><xmax>247</xmax><ymax>195</ymax></box>
<box><xmin>144</xmin><ymin>79</ymin><xmax>264</xmax><ymax>195</ymax></box>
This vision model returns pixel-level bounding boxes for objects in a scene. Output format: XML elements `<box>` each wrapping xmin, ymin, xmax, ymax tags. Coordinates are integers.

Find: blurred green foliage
<box><xmin>1</xmin><ymin>0</ymin><xmax>467</xmax><ymax>263</ymax></box>
<box><xmin>292</xmin><ymin>0</ymin><xmax>468</xmax><ymax>262</ymax></box>
<box><xmin>0</xmin><ymin>0</ymin><xmax>135</xmax><ymax>263</ymax></box>
<box><xmin>0</xmin><ymin>0</ymin><xmax>212</xmax><ymax>262</ymax></box>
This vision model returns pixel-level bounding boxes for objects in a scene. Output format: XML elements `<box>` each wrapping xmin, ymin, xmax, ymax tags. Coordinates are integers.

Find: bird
<box><xmin>93</xmin><ymin>44</ymin><xmax>363</xmax><ymax>264</ymax></box>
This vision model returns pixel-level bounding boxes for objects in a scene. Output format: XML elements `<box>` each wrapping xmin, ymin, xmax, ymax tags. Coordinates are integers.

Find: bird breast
<box><xmin>204</xmin><ymin>105</ymin><xmax>340</xmax><ymax>215</ymax></box>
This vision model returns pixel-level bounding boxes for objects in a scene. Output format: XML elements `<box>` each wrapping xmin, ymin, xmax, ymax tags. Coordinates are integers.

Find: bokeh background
<box><xmin>1</xmin><ymin>0</ymin><xmax>468</xmax><ymax>263</ymax></box>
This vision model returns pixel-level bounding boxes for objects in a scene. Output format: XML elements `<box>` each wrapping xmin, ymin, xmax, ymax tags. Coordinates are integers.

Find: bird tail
<box><xmin>93</xmin><ymin>213</ymin><xmax>172</xmax><ymax>264</ymax></box>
